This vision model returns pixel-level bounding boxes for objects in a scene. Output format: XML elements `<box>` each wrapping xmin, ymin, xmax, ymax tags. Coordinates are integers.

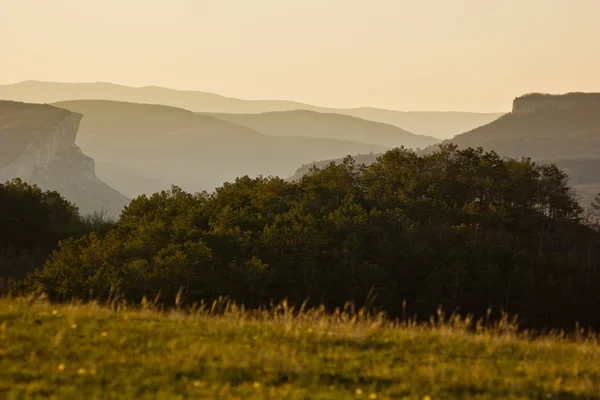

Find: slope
<box><xmin>53</xmin><ymin>100</ymin><xmax>388</xmax><ymax>197</ymax></box>
<box><xmin>1</xmin><ymin>81</ymin><xmax>503</xmax><ymax>138</ymax></box>
<box><xmin>205</xmin><ymin>110</ymin><xmax>440</xmax><ymax>149</ymax></box>
<box><xmin>442</xmin><ymin>93</ymin><xmax>600</xmax><ymax>157</ymax></box>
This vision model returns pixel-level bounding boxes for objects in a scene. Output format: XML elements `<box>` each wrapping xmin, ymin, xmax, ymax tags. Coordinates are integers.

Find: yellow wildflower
<box><xmin>57</xmin><ymin>364</ymin><xmax>65</xmax><ymax>372</ymax></box>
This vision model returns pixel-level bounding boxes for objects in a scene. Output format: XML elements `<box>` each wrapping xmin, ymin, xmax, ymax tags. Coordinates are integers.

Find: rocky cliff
<box><xmin>0</xmin><ymin>101</ymin><xmax>129</xmax><ymax>216</ymax></box>
<box><xmin>513</xmin><ymin>93</ymin><xmax>600</xmax><ymax>114</ymax></box>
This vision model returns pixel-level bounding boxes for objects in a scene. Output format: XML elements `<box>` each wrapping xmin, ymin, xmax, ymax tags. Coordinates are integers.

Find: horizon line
<box><xmin>0</xmin><ymin>79</ymin><xmax>511</xmax><ymax>114</ymax></box>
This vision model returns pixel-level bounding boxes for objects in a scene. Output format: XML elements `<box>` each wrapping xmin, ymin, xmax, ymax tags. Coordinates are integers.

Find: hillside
<box><xmin>0</xmin><ymin>101</ymin><xmax>128</xmax><ymax>216</ymax></box>
<box><xmin>0</xmin><ymin>81</ymin><xmax>502</xmax><ymax>139</ymax></box>
<box><xmin>53</xmin><ymin>100</ymin><xmax>387</xmax><ymax>197</ymax></box>
<box><xmin>441</xmin><ymin>92</ymin><xmax>600</xmax><ymax>204</ymax></box>
<box><xmin>1</xmin><ymin>298</ymin><xmax>598</xmax><ymax>399</ymax></box>
<box><xmin>292</xmin><ymin>93</ymin><xmax>600</xmax><ymax>205</ymax></box>
<box><xmin>445</xmin><ymin>94</ymin><xmax>600</xmax><ymax>160</ymax></box>
<box><xmin>204</xmin><ymin>110</ymin><xmax>440</xmax><ymax>149</ymax></box>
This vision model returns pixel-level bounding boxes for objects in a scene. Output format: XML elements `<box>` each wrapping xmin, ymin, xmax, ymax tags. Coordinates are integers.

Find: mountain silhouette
<box><xmin>0</xmin><ymin>80</ymin><xmax>502</xmax><ymax>138</ymax></box>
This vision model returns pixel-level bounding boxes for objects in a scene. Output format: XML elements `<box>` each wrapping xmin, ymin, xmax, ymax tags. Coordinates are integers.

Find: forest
<box><xmin>3</xmin><ymin>145</ymin><xmax>600</xmax><ymax>331</ymax></box>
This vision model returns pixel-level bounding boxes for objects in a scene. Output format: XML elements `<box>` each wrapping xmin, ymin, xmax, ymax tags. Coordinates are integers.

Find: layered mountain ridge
<box><xmin>53</xmin><ymin>100</ymin><xmax>389</xmax><ymax>197</ymax></box>
<box><xmin>0</xmin><ymin>81</ymin><xmax>503</xmax><ymax>139</ymax></box>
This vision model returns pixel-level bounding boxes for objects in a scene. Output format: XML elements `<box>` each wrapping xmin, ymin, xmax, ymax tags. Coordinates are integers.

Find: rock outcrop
<box><xmin>0</xmin><ymin>101</ymin><xmax>128</xmax><ymax>216</ymax></box>
<box><xmin>513</xmin><ymin>93</ymin><xmax>600</xmax><ymax>114</ymax></box>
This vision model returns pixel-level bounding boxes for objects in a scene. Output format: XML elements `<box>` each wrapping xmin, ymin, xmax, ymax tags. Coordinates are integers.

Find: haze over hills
<box><xmin>53</xmin><ymin>100</ymin><xmax>388</xmax><ymax>197</ymax></box>
<box><xmin>290</xmin><ymin>92</ymin><xmax>600</xmax><ymax>205</ymax></box>
<box><xmin>0</xmin><ymin>101</ymin><xmax>128</xmax><ymax>216</ymax></box>
<box><xmin>0</xmin><ymin>81</ymin><xmax>503</xmax><ymax>139</ymax></box>
<box><xmin>4</xmin><ymin>83</ymin><xmax>599</xmax><ymax>208</ymax></box>
<box><xmin>338</xmin><ymin>108</ymin><xmax>505</xmax><ymax>140</ymax></box>
<box><xmin>204</xmin><ymin>110</ymin><xmax>440</xmax><ymax>149</ymax></box>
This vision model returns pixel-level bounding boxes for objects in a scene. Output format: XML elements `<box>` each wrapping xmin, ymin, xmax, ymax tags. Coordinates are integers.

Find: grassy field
<box><xmin>0</xmin><ymin>298</ymin><xmax>598</xmax><ymax>399</ymax></box>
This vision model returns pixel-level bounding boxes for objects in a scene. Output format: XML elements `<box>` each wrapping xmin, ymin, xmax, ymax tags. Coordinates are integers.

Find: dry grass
<box><xmin>0</xmin><ymin>296</ymin><xmax>599</xmax><ymax>399</ymax></box>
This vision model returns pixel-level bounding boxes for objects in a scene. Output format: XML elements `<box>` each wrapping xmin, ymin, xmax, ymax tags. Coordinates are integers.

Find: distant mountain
<box><xmin>289</xmin><ymin>92</ymin><xmax>600</xmax><ymax>205</ymax></box>
<box><xmin>204</xmin><ymin>110</ymin><xmax>440</xmax><ymax>149</ymax></box>
<box><xmin>0</xmin><ymin>101</ymin><xmax>129</xmax><ymax>216</ymax></box>
<box><xmin>53</xmin><ymin>100</ymin><xmax>388</xmax><ymax>197</ymax></box>
<box><xmin>442</xmin><ymin>92</ymin><xmax>600</xmax><ymax>204</ymax></box>
<box><xmin>0</xmin><ymin>81</ymin><xmax>502</xmax><ymax>138</ymax></box>
<box><xmin>443</xmin><ymin>92</ymin><xmax>600</xmax><ymax>160</ymax></box>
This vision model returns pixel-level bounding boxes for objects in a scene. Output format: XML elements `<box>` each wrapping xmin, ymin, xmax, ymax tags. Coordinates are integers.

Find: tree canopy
<box><xmin>18</xmin><ymin>146</ymin><xmax>600</xmax><ymax>330</ymax></box>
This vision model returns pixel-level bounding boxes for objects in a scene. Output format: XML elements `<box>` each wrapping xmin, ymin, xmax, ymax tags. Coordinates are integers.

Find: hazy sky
<box><xmin>2</xmin><ymin>0</ymin><xmax>600</xmax><ymax>111</ymax></box>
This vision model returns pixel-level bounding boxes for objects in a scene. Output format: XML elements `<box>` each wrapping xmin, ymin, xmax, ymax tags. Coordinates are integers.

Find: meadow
<box><xmin>0</xmin><ymin>297</ymin><xmax>598</xmax><ymax>399</ymax></box>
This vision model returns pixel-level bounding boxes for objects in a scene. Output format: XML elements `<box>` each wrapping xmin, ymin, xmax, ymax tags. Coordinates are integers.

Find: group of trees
<box><xmin>5</xmin><ymin>146</ymin><xmax>600</xmax><ymax>330</ymax></box>
<box><xmin>0</xmin><ymin>179</ymin><xmax>114</xmax><ymax>293</ymax></box>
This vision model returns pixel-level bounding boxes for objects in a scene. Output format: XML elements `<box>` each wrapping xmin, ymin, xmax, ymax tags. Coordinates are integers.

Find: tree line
<box><xmin>4</xmin><ymin>145</ymin><xmax>600</xmax><ymax>330</ymax></box>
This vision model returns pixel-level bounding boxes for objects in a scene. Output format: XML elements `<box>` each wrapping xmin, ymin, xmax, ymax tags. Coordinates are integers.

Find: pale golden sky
<box><xmin>2</xmin><ymin>0</ymin><xmax>600</xmax><ymax>111</ymax></box>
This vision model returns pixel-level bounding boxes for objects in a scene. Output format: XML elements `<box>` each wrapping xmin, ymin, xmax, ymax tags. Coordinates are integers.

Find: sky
<box><xmin>1</xmin><ymin>0</ymin><xmax>600</xmax><ymax>112</ymax></box>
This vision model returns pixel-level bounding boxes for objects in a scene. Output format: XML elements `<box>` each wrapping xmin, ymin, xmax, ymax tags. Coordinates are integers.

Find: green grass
<box><xmin>0</xmin><ymin>298</ymin><xmax>599</xmax><ymax>399</ymax></box>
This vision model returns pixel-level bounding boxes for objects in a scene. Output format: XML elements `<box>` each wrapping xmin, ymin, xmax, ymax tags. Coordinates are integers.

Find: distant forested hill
<box><xmin>204</xmin><ymin>110</ymin><xmax>440</xmax><ymax>149</ymax></box>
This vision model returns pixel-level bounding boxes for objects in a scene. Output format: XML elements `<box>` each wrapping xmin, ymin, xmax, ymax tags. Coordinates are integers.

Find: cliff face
<box><xmin>0</xmin><ymin>101</ymin><xmax>128</xmax><ymax>217</ymax></box>
<box><xmin>0</xmin><ymin>110</ymin><xmax>81</xmax><ymax>178</ymax></box>
<box><xmin>513</xmin><ymin>93</ymin><xmax>600</xmax><ymax>114</ymax></box>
